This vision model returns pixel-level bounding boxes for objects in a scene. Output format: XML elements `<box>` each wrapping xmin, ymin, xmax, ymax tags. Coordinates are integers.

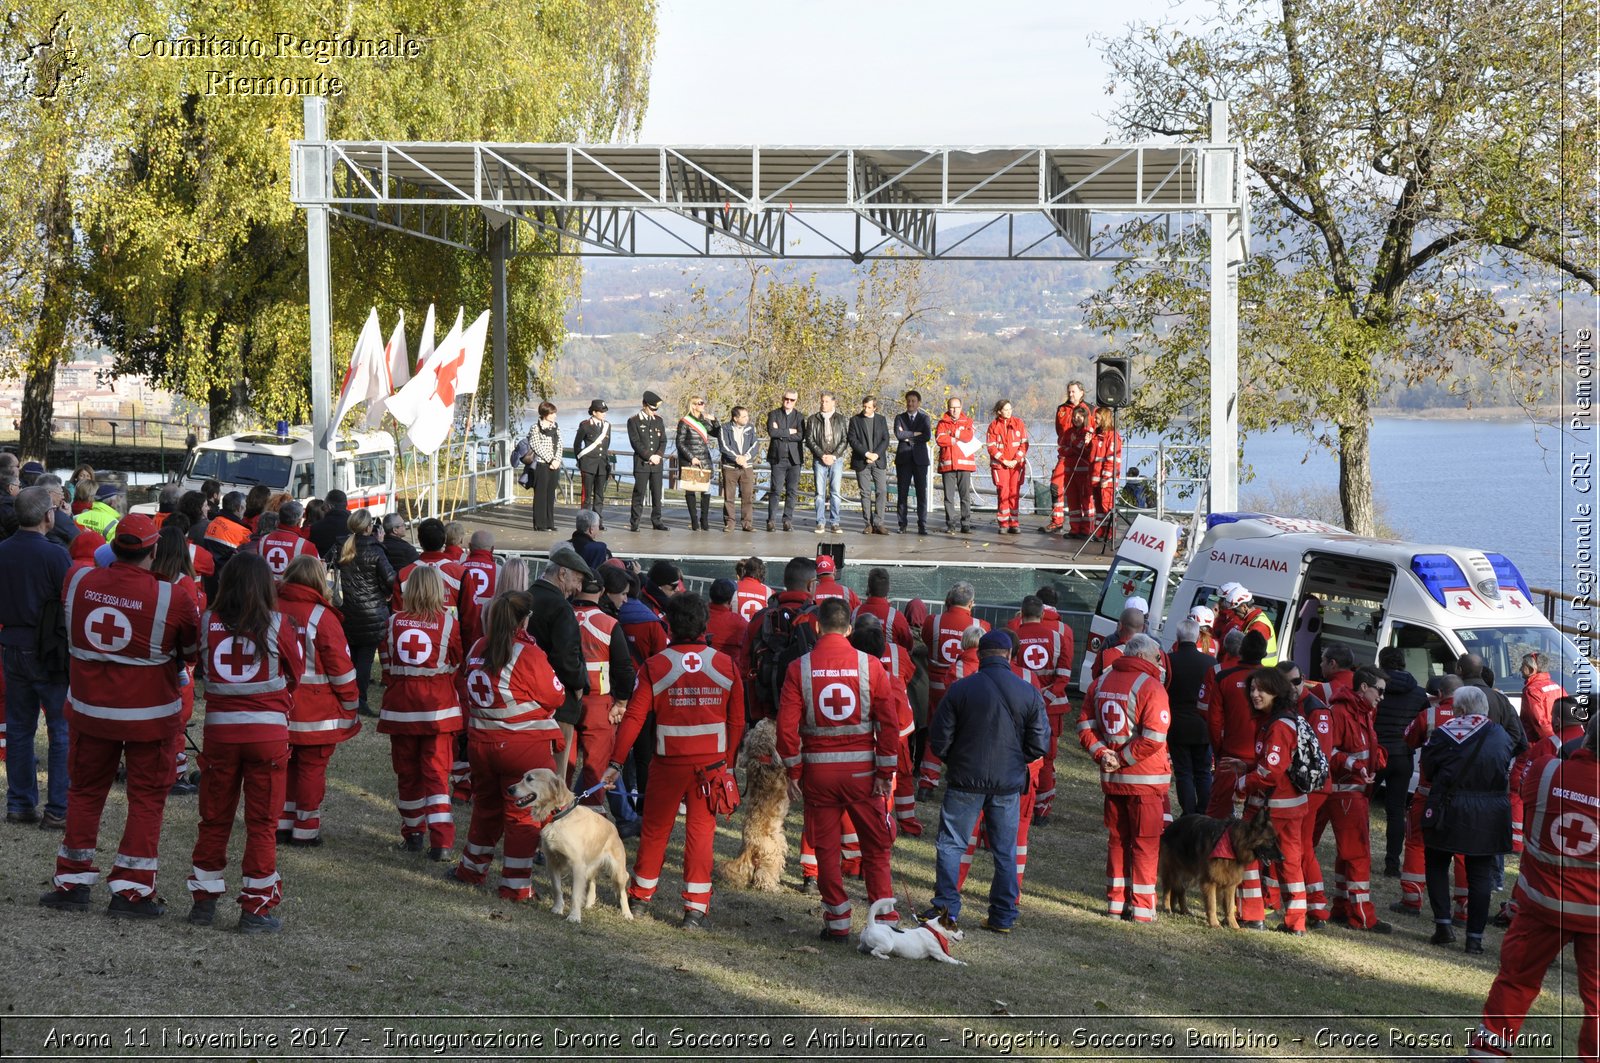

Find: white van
<box><xmin>170</xmin><ymin>427</ymin><xmax>397</xmax><ymax>516</ymax></box>
<box><xmin>1085</xmin><ymin>512</ymin><xmax>1595</xmax><ymax>707</ymax></box>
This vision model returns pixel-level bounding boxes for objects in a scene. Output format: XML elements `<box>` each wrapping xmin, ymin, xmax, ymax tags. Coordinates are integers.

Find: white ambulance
<box><xmin>171</xmin><ymin>427</ymin><xmax>398</xmax><ymax>516</ymax></box>
<box><xmin>1082</xmin><ymin>512</ymin><xmax>1595</xmax><ymax>707</ymax></box>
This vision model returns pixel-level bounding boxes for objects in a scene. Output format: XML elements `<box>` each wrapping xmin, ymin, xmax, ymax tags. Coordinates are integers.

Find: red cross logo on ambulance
<box><xmin>213</xmin><ymin>637</ymin><xmax>262</xmax><ymax>683</ymax></box>
<box><xmin>467</xmin><ymin>670</ymin><xmax>495</xmax><ymax>708</ymax></box>
<box><xmin>682</xmin><ymin>652</ymin><xmax>703</xmax><ymax>673</ymax></box>
<box><xmin>817</xmin><ymin>682</ymin><xmax>858</xmax><ymax>722</ymax></box>
<box><xmin>1022</xmin><ymin>643</ymin><xmax>1049</xmax><ymax>672</ymax></box>
<box><xmin>265</xmin><ymin>545</ymin><xmax>290</xmax><ymax>575</ymax></box>
<box><xmin>1551</xmin><ymin>811</ymin><xmax>1599</xmax><ymax>858</ymax></box>
<box><xmin>396</xmin><ymin>629</ymin><xmax>434</xmax><ymax>666</ymax></box>
<box><xmin>84</xmin><ymin>606</ymin><xmax>133</xmax><ymax>653</ymax></box>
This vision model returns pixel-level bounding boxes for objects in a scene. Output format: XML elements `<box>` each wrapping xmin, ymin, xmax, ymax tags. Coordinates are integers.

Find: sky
<box><xmin>636</xmin><ymin>0</ymin><xmax>1212</xmax><ymax>146</ymax></box>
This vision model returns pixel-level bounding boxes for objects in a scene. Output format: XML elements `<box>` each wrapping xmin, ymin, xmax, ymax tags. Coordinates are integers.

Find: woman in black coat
<box><xmin>1419</xmin><ymin>684</ymin><xmax>1515</xmax><ymax>954</ymax></box>
<box><xmin>331</xmin><ymin>508</ymin><xmax>396</xmax><ymax>717</ymax></box>
<box><xmin>526</xmin><ymin>402</ymin><xmax>563</xmax><ymax>532</ymax></box>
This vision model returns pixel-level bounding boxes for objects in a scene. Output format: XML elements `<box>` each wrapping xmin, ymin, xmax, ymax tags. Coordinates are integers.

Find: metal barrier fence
<box><xmin>394</xmin><ymin>431</ymin><xmax>517</xmax><ymax>521</ymax></box>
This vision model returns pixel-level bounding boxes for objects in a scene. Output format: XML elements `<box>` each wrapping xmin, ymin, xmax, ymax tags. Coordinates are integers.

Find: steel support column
<box><xmin>1207</xmin><ymin>100</ymin><xmax>1240</xmax><ymax>512</ymax></box>
<box><xmin>489</xmin><ymin>218</ymin><xmax>512</xmax><ymax>500</ymax></box>
<box><xmin>303</xmin><ymin>98</ymin><xmax>334</xmax><ymax>498</ymax></box>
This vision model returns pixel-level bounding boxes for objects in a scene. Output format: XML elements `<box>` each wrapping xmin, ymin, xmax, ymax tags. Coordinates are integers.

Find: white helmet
<box><xmin>1188</xmin><ymin>605</ymin><xmax>1216</xmax><ymax>628</ymax></box>
<box><xmin>1124</xmin><ymin>595</ymin><xmax>1150</xmax><ymax>615</ymax></box>
<box><xmin>1217</xmin><ymin>581</ymin><xmax>1242</xmax><ymax>602</ymax></box>
<box><xmin>1223</xmin><ymin>585</ymin><xmax>1254</xmax><ymax>609</ymax></box>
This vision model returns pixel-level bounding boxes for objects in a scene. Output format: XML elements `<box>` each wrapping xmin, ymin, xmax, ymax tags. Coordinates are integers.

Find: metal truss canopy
<box><xmin>291</xmin><ymin>141</ymin><xmax>1245</xmax><ymax>261</ymax></box>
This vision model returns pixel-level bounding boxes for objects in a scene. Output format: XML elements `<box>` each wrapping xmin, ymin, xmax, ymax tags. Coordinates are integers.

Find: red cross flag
<box><xmin>385</xmin><ymin>309</ymin><xmax>490</xmax><ymax>456</ymax></box>
<box><xmin>366</xmin><ymin>309</ymin><xmax>412</xmax><ymax>429</ymax></box>
<box><xmin>324</xmin><ymin>308</ymin><xmax>386</xmax><ymax>448</ymax></box>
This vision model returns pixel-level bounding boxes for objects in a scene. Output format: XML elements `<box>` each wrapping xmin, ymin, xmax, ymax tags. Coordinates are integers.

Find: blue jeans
<box><xmin>4</xmin><ymin>645</ymin><xmax>70</xmax><ymax>818</ymax></box>
<box><xmin>1171</xmin><ymin>741</ymin><xmax>1214</xmax><ymax>816</ymax></box>
<box><xmin>932</xmin><ymin>787</ymin><xmax>1021</xmax><ymax>927</ymax></box>
<box><xmin>812</xmin><ymin>460</ymin><xmax>843</xmax><ymax>526</ymax></box>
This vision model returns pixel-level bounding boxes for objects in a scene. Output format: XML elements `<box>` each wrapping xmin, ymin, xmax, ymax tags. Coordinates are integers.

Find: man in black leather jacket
<box><xmin>1374</xmin><ymin>646</ymin><xmax>1429</xmax><ymax>875</ymax></box>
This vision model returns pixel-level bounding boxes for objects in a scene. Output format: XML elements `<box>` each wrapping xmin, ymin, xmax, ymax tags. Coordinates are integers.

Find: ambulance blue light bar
<box><xmin>1483</xmin><ymin>553</ymin><xmax>1533</xmax><ymax>602</ymax></box>
<box><xmin>1206</xmin><ymin>512</ymin><xmax>1269</xmax><ymax>529</ymax></box>
<box><xmin>1410</xmin><ymin>553</ymin><xmax>1470</xmax><ymax>607</ymax></box>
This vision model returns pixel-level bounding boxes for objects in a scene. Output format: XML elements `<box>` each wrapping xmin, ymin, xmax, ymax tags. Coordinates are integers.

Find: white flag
<box><xmin>415</xmin><ymin>304</ymin><xmax>436</xmax><ymax>374</ymax></box>
<box><xmin>366</xmin><ymin>311</ymin><xmax>409</xmax><ymax>429</ymax></box>
<box><xmin>386</xmin><ymin>311</ymin><xmax>481</xmax><ymax>456</ymax></box>
<box><xmin>325</xmin><ymin>308</ymin><xmax>384</xmax><ymax>447</ymax></box>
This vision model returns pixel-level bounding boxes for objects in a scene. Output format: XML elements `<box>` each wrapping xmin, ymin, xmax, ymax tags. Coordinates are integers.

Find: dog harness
<box><xmin>1211</xmin><ymin>832</ymin><xmax>1237</xmax><ymax>861</ymax></box>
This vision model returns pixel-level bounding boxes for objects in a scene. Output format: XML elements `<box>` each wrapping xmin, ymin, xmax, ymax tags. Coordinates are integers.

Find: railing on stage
<box><xmin>394</xmin><ymin>431</ymin><xmax>517</xmax><ymax>521</ymax></box>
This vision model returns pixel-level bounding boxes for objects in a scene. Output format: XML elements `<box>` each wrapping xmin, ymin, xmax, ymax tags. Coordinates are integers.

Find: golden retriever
<box><xmin>507</xmin><ymin>768</ymin><xmax>632</xmax><ymax>924</ymax></box>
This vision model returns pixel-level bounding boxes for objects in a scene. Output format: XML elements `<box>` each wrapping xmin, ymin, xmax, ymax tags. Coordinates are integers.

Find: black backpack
<box><xmin>1287</xmin><ymin>713</ymin><xmax>1331</xmax><ymax>794</ymax></box>
<box><xmin>750</xmin><ymin>600</ymin><xmax>819</xmax><ymax>711</ymax></box>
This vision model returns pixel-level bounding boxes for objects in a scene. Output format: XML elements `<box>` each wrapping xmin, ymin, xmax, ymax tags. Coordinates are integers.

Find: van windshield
<box><xmin>186</xmin><ymin>448</ymin><xmax>292</xmax><ymax>489</ymax></box>
<box><xmin>1452</xmin><ymin>625</ymin><xmax>1597</xmax><ymax>697</ymax></box>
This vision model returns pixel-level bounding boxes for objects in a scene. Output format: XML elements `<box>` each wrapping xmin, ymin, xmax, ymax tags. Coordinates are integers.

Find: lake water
<box><xmin>532</xmin><ymin>406</ymin><xmax>1577</xmax><ymax>593</ymax></box>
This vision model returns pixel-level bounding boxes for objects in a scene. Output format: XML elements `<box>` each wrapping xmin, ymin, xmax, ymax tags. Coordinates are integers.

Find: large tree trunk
<box><xmin>207</xmin><ymin>379</ymin><xmax>251</xmax><ymax>438</ymax></box>
<box><xmin>1337</xmin><ymin>397</ymin><xmax>1375</xmax><ymax>535</ymax></box>
<box><xmin>19</xmin><ymin>173</ymin><xmax>76</xmax><ymax>462</ymax></box>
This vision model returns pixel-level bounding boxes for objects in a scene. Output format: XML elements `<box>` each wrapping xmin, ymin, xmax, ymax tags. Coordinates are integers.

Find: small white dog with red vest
<box><xmin>857</xmin><ymin>899</ymin><xmax>967</xmax><ymax>964</ymax></box>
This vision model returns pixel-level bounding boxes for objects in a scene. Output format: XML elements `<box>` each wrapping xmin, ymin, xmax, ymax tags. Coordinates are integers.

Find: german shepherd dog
<box><xmin>1158</xmin><ymin>814</ymin><xmax>1284</xmax><ymax>930</ymax></box>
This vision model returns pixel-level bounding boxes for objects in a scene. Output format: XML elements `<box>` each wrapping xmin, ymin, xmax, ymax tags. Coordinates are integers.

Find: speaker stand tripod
<box><xmin>1069</xmin><ymin>492</ymin><xmax>1120</xmax><ymax>561</ymax></box>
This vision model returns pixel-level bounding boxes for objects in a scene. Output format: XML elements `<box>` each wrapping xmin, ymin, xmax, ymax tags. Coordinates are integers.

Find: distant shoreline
<box><xmin>1371</xmin><ymin>405</ymin><xmax>1564</xmax><ymax>423</ymax></box>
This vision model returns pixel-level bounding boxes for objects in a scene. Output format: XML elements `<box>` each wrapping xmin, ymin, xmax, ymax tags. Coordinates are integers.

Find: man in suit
<box><xmin>893</xmin><ymin>390</ymin><xmax>932</xmax><ymax>536</ymax></box>
<box><xmin>627</xmin><ymin>391</ymin><xmax>667</xmax><ymax>532</ymax></box>
<box><xmin>848</xmin><ymin>395</ymin><xmax>891</xmax><ymax>535</ymax></box>
<box><xmin>765</xmin><ymin>389</ymin><xmax>805</xmax><ymax>532</ymax></box>
<box><xmin>573</xmin><ymin>399</ymin><xmax>612</xmax><ymax>530</ymax></box>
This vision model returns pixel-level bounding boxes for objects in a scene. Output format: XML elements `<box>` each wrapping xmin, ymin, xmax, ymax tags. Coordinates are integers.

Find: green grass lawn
<box><xmin>0</xmin><ymin>703</ymin><xmax>1585</xmax><ymax>1062</ymax></box>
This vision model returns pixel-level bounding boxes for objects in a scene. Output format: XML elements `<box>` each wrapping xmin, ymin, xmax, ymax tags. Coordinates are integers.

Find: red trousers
<box><xmin>1091</xmin><ymin>481</ymin><xmax>1116</xmax><ymax>540</ymax></box>
<box><xmin>1206</xmin><ymin>765</ymin><xmax>1243</xmax><ymax>818</ymax></box>
<box><xmin>188</xmin><ymin>738</ymin><xmax>289</xmax><ymax>915</ymax></box>
<box><xmin>568</xmin><ymin>695</ymin><xmax>617</xmax><ymax>806</ymax></box>
<box><xmin>54</xmin><ymin>730</ymin><xmax>176</xmax><ymax>900</ymax></box>
<box><xmin>1103</xmin><ymin>792</ymin><xmax>1165</xmax><ymax>921</ymax></box>
<box><xmin>279</xmin><ymin>743</ymin><xmax>336</xmax><ymax>842</ymax></box>
<box><xmin>456</xmin><ymin>733</ymin><xmax>554</xmax><ymax>901</ymax></box>
<box><xmin>1066</xmin><ymin>467</ymin><xmax>1095</xmax><ymax>536</ymax></box>
<box><xmin>802</xmin><ymin>768</ymin><xmax>895</xmax><ymax>935</ymax></box>
<box><xmin>390</xmin><ymin>732</ymin><xmax>458</xmax><ymax>849</ymax></box>
<box><xmin>628</xmin><ymin>758</ymin><xmax>716</xmax><ymax>915</ymax></box>
<box><xmin>1049</xmin><ymin>455</ymin><xmax>1067</xmax><ymax>524</ymax></box>
<box><xmin>1302</xmin><ymin>792</ymin><xmax>1330</xmax><ymax>920</ymax></box>
<box><xmin>1239</xmin><ymin>806</ymin><xmax>1308</xmax><ymax>930</ymax></box>
<box><xmin>992</xmin><ymin>467</ymin><xmax>1023</xmax><ymax>530</ymax></box>
<box><xmin>449</xmin><ymin>730</ymin><xmax>472</xmax><ymax>802</ymax></box>
<box><xmin>1401</xmin><ymin>795</ymin><xmax>1467</xmax><ymax>916</ymax></box>
<box><xmin>1035</xmin><ymin>713</ymin><xmax>1069</xmax><ymax>818</ymax></box>
<box><xmin>1325</xmin><ymin>790</ymin><xmax>1378</xmax><ymax>928</ymax></box>
<box><xmin>800</xmin><ymin>811</ymin><xmax>862</xmax><ymax>879</ymax></box>
<box><xmin>892</xmin><ymin>740</ymin><xmax>922</xmax><ymax>835</ymax></box>
<box><xmin>1469</xmin><ymin>914</ymin><xmax>1598</xmax><ymax>1062</ymax></box>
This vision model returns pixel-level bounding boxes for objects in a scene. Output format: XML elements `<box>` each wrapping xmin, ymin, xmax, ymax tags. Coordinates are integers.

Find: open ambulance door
<box><xmin>1076</xmin><ymin>516</ymin><xmax>1182</xmax><ymax>695</ymax></box>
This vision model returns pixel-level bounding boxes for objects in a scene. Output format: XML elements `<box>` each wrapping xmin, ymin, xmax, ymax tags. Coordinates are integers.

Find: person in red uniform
<box><xmin>1044</xmin><ymin>381</ymin><xmax>1093</xmax><ymax>534</ymax></box>
<box><xmin>1091</xmin><ymin>608</ymin><xmax>1169</xmax><ymax>685</ymax></box>
<box><xmin>916</xmin><ymin>581</ymin><xmax>988</xmax><ymax>795</ymax></box>
<box><xmin>1078</xmin><ymin>634</ymin><xmax>1172</xmax><ymax>922</ymax></box>
<box><xmin>741</xmin><ymin>557</ymin><xmax>818</xmax><ymax>721</ymax></box>
<box><xmin>1467</xmin><ymin>719</ymin><xmax>1599</xmax><ymax>1063</ymax></box>
<box><xmin>732</xmin><ymin>557</ymin><xmax>776</xmax><ymax>622</ymax></box>
<box><xmin>277</xmin><ymin>555</ymin><xmax>360</xmax><ymax>848</ymax></box>
<box><xmin>856</xmin><ymin>567</ymin><xmax>913</xmax><ymax>652</ymax></box>
<box><xmin>1322</xmin><ymin>665</ymin><xmax>1393</xmax><ymax>933</ymax></box>
<box><xmin>1512</xmin><ymin>653</ymin><xmax>1568</xmax><ymax>852</ymax></box>
<box><xmin>447</xmin><ymin>590</ymin><xmax>566</xmax><ymax>901</ymax></box>
<box><xmin>255</xmin><ymin>501</ymin><xmax>314</xmax><ymax>580</ymax></box>
<box><xmin>42</xmin><ymin>514</ymin><xmax>200</xmax><ymax>918</ymax></box>
<box><xmin>811</xmin><ymin>554</ymin><xmax>860</xmax><ymax>612</ymax></box>
<box><xmin>985</xmin><ymin>400</ymin><xmax>1028</xmax><ymax>534</ymax></box>
<box><xmin>604</xmin><ymin>592</ymin><xmax>744</xmax><ymax>929</ymax></box>
<box><xmin>187</xmin><ymin>552</ymin><xmax>304</xmax><ymax>933</ymax></box>
<box><xmin>1085</xmin><ymin>407</ymin><xmax>1123</xmax><ymax>542</ymax></box>
<box><xmin>1227</xmin><ymin>665</ymin><xmax>1310</xmax><ymax>933</ymax></box>
<box><xmin>379</xmin><ymin>565</ymin><xmax>465</xmax><ymax>860</ymax></box>
<box><xmin>851</xmin><ymin>613</ymin><xmax>922</xmax><ymax>836</ymax></box>
<box><xmin>1394</xmin><ymin>674</ymin><xmax>1465</xmax><ymax>916</ymax></box>
<box><xmin>1011</xmin><ymin>595</ymin><xmax>1073</xmax><ymax>821</ymax></box>
<box><xmin>1205</xmin><ymin>631</ymin><xmax>1269</xmax><ymax>819</ymax></box>
<box><xmin>392</xmin><ymin>518</ymin><xmax>466</xmax><ymax>614</ymax></box>
<box><xmin>1284</xmin><ymin>660</ymin><xmax>1334</xmax><ymax>925</ymax></box>
<box><xmin>458</xmin><ymin>530</ymin><xmax>501</xmax><ymax>652</ymax></box>
<box><xmin>1188</xmin><ymin>605</ymin><xmax>1218</xmax><ymax>656</ymax></box>
<box><xmin>570</xmin><ymin>571</ymin><xmax>635</xmax><ymax>821</ymax></box>
<box><xmin>777</xmin><ymin>598</ymin><xmax>901</xmax><ymax>941</ymax></box>
<box><xmin>149</xmin><ymin>523</ymin><xmax>204</xmax><ymax>796</ymax></box>
<box><xmin>933</xmin><ymin>397</ymin><xmax>978</xmax><ymax>534</ymax></box>
<box><xmin>704</xmin><ymin>579</ymin><xmax>750</xmax><ymax>677</ymax></box>
<box><xmin>1311</xmin><ymin>643</ymin><xmax>1355</xmax><ymax>705</ymax></box>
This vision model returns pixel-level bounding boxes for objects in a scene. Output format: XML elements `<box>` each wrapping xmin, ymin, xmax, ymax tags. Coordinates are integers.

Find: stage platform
<box><xmin>461</xmin><ymin>498</ymin><xmax>1125</xmax><ymax>611</ymax></box>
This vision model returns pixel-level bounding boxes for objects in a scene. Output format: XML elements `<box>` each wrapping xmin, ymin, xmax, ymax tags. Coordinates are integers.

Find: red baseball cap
<box><xmin>113</xmin><ymin>513</ymin><xmax>159</xmax><ymax>550</ymax></box>
<box><xmin>815</xmin><ymin>555</ymin><xmax>836</xmax><ymax>575</ymax></box>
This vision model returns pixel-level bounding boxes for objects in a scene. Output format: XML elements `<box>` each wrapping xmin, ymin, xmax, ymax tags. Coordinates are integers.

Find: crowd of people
<box><xmin>511</xmin><ymin>384</ymin><xmax>1130</xmax><ymax>540</ymax></box>
<box><xmin>0</xmin><ymin>462</ymin><xmax>1592</xmax><ymax>1059</ymax></box>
